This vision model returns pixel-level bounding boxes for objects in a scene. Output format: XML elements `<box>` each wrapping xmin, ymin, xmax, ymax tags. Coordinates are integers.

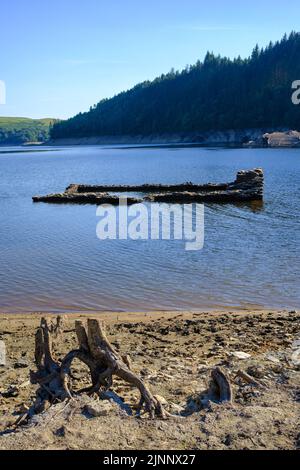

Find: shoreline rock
<box><xmin>245</xmin><ymin>130</ymin><xmax>300</xmax><ymax>148</ymax></box>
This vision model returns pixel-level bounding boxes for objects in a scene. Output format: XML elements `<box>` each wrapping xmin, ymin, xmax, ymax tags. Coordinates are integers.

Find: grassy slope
<box><xmin>0</xmin><ymin>117</ymin><xmax>58</xmax><ymax>144</ymax></box>
<box><xmin>0</xmin><ymin>116</ymin><xmax>56</xmax><ymax>127</ymax></box>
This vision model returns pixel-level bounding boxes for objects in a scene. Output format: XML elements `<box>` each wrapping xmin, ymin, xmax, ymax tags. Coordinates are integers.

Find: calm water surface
<box><xmin>0</xmin><ymin>145</ymin><xmax>299</xmax><ymax>312</ymax></box>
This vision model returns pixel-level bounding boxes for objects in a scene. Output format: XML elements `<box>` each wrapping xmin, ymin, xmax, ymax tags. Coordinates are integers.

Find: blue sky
<box><xmin>1</xmin><ymin>0</ymin><xmax>299</xmax><ymax>119</ymax></box>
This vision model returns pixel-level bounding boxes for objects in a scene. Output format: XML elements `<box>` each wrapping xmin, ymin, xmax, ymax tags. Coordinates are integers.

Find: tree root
<box><xmin>211</xmin><ymin>367</ymin><xmax>233</xmax><ymax>404</ymax></box>
<box><xmin>27</xmin><ymin>317</ymin><xmax>168</xmax><ymax>421</ymax></box>
<box><xmin>235</xmin><ymin>369</ymin><xmax>265</xmax><ymax>388</ymax></box>
<box><xmin>15</xmin><ymin>317</ymin><xmax>235</xmax><ymax>427</ymax></box>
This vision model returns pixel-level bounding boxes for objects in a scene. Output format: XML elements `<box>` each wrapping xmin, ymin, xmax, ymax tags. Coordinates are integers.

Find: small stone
<box><xmin>14</xmin><ymin>359</ymin><xmax>29</xmax><ymax>369</ymax></box>
<box><xmin>140</xmin><ymin>368</ymin><xmax>151</xmax><ymax>377</ymax></box>
<box><xmin>0</xmin><ymin>341</ymin><xmax>6</xmax><ymax>366</ymax></box>
<box><xmin>197</xmin><ymin>364</ymin><xmax>209</xmax><ymax>374</ymax></box>
<box><xmin>54</xmin><ymin>426</ymin><xmax>66</xmax><ymax>437</ymax></box>
<box><xmin>271</xmin><ymin>364</ymin><xmax>283</xmax><ymax>374</ymax></box>
<box><xmin>291</xmin><ymin>349</ymin><xmax>300</xmax><ymax>368</ymax></box>
<box><xmin>168</xmin><ymin>358</ymin><xmax>180</xmax><ymax>363</ymax></box>
<box><xmin>224</xmin><ymin>434</ymin><xmax>233</xmax><ymax>446</ymax></box>
<box><xmin>1</xmin><ymin>385</ymin><xmax>19</xmax><ymax>398</ymax></box>
<box><xmin>247</xmin><ymin>365</ymin><xmax>265</xmax><ymax>379</ymax></box>
<box><xmin>19</xmin><ymin>380</ymin><xmax>31</xmax><ymax>389</ymax></box>
<box><xmin>230</xmin><ymin>351</ymin><xmax>252</xmax><ymax>360</ymax></box>
<box><xmin>83</xmin><ymin>401</ymin><xmax>115</xmax><ymax>418</ymax></box>
<box><xmin>292</xmin><ymin>340</ymin><xmax>300</xmax><ymax>349</ymax></box>
<box><xmin>159</xmin><ymin>372</ymin><xmax>174</xmax><ymax>380</ymax></box>
<box><xmin>265</xmin><ymin>354</ymin><xmax>280</xmax><ymax>364</ymax></box>
<box><xmin>148</xmin><ymin>374</ymin><xmax>160</xmax><ymax>383</ymax></box>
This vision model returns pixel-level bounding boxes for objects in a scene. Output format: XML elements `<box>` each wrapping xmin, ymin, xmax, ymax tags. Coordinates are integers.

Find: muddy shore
<box><xmin>0</xmin><ymin>309</ymin><xmax>299</xmax><ymax>450</ymax></box>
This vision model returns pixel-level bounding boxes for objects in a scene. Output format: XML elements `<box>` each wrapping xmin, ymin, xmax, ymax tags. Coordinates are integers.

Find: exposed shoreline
<box><xmin>1</xmin><ymin>127</ymin><xmax>297</xmax><ymax>149</ymax></box>
<box><xmin>1</xmin><ymin>308</ymin><xmax>299</xmax><ymax>450</ymax></box>
<box><xmin>46</xmin><ymin>128</ymin><xmax>300</xmax><ymax>148</ymax></box>
<box><xmin>0</xmin><ymin>307</ymin><xmax>283</xmax><ymax>321</ymax></box>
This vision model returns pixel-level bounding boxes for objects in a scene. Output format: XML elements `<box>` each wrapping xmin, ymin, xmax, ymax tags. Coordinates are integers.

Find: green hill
<box><xmin>51</xmin><ymin>32</ymin><xmax>300</xmax><ymax>140</ymax></box>
<box><xmin>0</xmin><ymin>117</ymin><xmax>58</xmax><ymax>145</ymax></box>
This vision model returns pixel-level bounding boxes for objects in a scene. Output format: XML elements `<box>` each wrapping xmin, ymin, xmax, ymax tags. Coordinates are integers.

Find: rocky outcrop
<box><xmin>245</xmin><ymin>130</ymin><xmax>300</xmax><ymax>148</ymax></box>
<box><xmin>33</xmin><ymin>169</ymin><xmax>264</xmax><ymax>205</ymax></box>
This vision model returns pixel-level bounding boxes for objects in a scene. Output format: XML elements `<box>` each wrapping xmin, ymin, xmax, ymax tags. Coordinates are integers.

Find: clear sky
<box><xmin>1</xmin><ymin>0</ymin><xmax>300</xmax><ymax>119</ymax></box>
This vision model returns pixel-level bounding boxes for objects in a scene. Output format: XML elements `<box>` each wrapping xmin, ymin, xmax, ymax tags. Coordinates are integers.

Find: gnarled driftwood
<box><xmin>29</xmin><ymin>317</ymin><xmax>167</xmax><ymax>420</ymax></box>
<box><xmin>13</xmin><ymin>317</ymin><xmax>234</xmax><ymax>427</ymax></box>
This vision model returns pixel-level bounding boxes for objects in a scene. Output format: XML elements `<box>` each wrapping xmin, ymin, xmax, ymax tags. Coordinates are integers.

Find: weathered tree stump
<box><xmin>13</xmin><ymin>316</ymin><xmax>234</xmax><ymax>428</ymax></box>
<box><xmin>29</xmin><ymin>317</ymin><xmax>167</xmax><ymax>419</ymax></box>
<box><xmin>210</xmin><ymin>367</ymin><xmax>233</xmax><ymax>404</ymax></box>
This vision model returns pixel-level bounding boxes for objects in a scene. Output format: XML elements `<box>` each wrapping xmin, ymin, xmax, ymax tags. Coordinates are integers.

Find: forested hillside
<box><xmin>51</xmin><ymin>32</ymin><xmax>300</xmax><ymax>139</ymax></box>
<box><xmin>0</xmin><ymin>117</ymin><xmax>57</xmax><ymax>144</ymax></box>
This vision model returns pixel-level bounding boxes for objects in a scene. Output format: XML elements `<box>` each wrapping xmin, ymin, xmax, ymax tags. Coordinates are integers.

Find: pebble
<box><xmin>265</xmin><ymin>354</ymin><xmax>281</xmax><ymax>364</ymax></box>
<box><xmin>0</xmin><ymin>340</ymin><xmax>6</xmax><ymax>366</ymax></box>
<box><xmin>159</xmin><ymin>372</ymin><xmax>174</xmax><ymax>380</ymax></box>
<box><xmin>14</xmin><ymin>360</ymin><xmax>29</xmax><ymax>369</ymax></box>
<box><xmin>247</xmin><ymin>365</ymin><xmax>265</xmax><ymax>379</ymax></box>
<box><xmin>230</xmin><ymin>351</ymin><xmax>252</xmax><ymax>360</ymax></box>
<box><xmin>1</xmin><ymin>385</ymin><xmax>19</xmax><ymax>398</ymax></box>
<box><xmin>140</xmin><ymin>368</ymin><xmax>151</xmax><ymax>377</ymax></box>
<box><xmin>83</xmin><ymin>401</ymin><xmax>115</xmax><ymax>418</ymax></box>
<box><xmin>291</xmin><ymin>349</ymin><xmax>300</xmax><ymax>368</ymax></box>
<box><xmin>168</xmin><ymin>358</ymin><xmax>180</xmax><ymax>363</ymax></box>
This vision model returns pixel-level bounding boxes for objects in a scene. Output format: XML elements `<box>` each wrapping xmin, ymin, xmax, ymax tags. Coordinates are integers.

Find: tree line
<box><xmin>51</xmin><ymin>32</ymin><xmax>300</xmax><ymax>139</ymax></box>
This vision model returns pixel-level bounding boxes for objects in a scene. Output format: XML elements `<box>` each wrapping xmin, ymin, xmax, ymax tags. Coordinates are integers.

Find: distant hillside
<box><xmin>51</xmin><ymin>32</ymin><xmax>300</xmax><ymax>140</ymax></box>
<box><xmin>0</xmin><ymin>117</ymin><xmax>58</xmax><ymax>145</ymax></box>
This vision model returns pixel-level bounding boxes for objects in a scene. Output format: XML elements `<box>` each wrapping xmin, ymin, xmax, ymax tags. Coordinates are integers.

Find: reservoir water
<box><xmin>0</xmin><ymin>145</ymin><xmax>299</xmax><ymax>312</ymax></box>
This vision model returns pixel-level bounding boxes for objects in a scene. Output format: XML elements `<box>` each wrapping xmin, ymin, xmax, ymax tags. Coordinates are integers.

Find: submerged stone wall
<box><xmin>32</xmin><ymin>169</ymin><xmax>264</xmax><ymax>205</ymax></box>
